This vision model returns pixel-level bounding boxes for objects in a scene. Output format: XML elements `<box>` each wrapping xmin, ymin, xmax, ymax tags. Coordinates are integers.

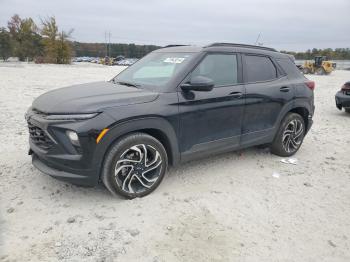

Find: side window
<box><xmin>191</xmin><ymin>54</ymin><xmax>238</xmax><ymax>86</ymax></box>
<box><xmin>245</xmin><ymin>55</ymin><xmax>277</xmax><ymax>82</ymax></box>
<box><xmin>276</xmin><ymin>58</ymin><xmax>304</xmax><ymax>79</ymax></box>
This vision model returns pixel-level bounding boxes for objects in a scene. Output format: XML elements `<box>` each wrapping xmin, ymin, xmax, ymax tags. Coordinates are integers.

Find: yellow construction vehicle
<box><xmin>100</xmin><ymin>56</ymin><xmax>113</xmax><ymax>66</ymax></box>
<box><xmin>301</xmin><ymin>56</ymin><xmax>336</xmax><ymax>75</ymax></box>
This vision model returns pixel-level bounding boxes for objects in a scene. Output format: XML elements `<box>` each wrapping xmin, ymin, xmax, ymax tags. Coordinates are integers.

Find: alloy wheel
<box><xmin>282</xmin><ymin>119</ymin><xmax>304</xmax><ymax>153</ymax></box>
<box><xmin>114</xmin><ymin>144</ymin><xmax>163</xmax><ymax>194</ymax></box>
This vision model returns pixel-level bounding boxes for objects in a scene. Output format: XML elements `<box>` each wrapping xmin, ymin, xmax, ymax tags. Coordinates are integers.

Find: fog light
<box><xmin>66</xmin><ymin>130</ymin><xmax>80</xmax><ymax>146</ymax></box>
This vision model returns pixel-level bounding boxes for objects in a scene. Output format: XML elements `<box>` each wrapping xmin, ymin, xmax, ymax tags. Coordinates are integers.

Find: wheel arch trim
<box><xmin>274</xmin><ymin>100</ymin><xmax>312</xmax><ymax>138</ymax></box>
<box><xmin>92</xmin><ymin>117</ymin><xmax>180</xmax><ymax>183</ymax></box>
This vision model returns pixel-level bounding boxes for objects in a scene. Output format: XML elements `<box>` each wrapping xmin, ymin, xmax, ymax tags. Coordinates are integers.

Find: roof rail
<box><xmin>163</xmin><ymin>44</ymin><xmax>189</xmax><ymax>48</ymax></box>
<box><xmin>205</xmin><ymin>43</ymin><xmax>277</xmax><ymax>52</ymax></box>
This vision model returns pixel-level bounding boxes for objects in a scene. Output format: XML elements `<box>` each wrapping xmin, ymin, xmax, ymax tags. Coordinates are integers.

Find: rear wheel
<box><xmin>270</xmin><ymin>113</ymin><xmax>305</xmax><ymax>157</ymax></box>
<box><xmin>345</xmin><ymin>108</ymin><xmax>350</xmax><ymax>113</ymax></box>
<box><xmin>102</xmin><ymin>133</ymin><xmax>168</xmax><ymax>198</ymax></box>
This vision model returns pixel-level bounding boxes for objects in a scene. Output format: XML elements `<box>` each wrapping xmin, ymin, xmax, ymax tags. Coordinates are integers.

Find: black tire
<box><xmin>345</xmin><ymin>108</ymin><xmax>350</xmax><ymax>113</ymax></box>
<box><xmin>270</xmin><ymin>113</ymin><xmax>305</xmax><ymax>157</ymax></box>
<box><xmin>302</xmin><ymin>68</ymin><xmax>310</xmax><ymax>74</ymax></box>
<box><xmin>102</xmin><ymin>133</ymin><xmax>168</xmax><ymax>199</ymax></box>
<box><xmin>315</xmin><ymin>67</ymin><xmax>326</xmax><ymax>75</ymax></box>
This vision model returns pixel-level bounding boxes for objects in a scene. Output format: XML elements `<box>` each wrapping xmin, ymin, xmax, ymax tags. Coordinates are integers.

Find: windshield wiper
<box><xmin>114</xmin><ymin>80</ymin><xmax>140</xmax><ymax>88</ymax></box>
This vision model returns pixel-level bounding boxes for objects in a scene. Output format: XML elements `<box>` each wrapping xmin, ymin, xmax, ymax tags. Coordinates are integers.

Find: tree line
<box><xmin>60</xmin><ymin>45</ymin><xmax>350</xmax><ymax>60</ymax></box>
<box><xmin>73</xmin><ymin>42</ymin><xmax>161</xmax><ymax>58</ymax></box>
<box><xmin>0</xmin><ymin>14</ymin><xmax>72</xmax><ymax>63</ymax></box>
<box><xmin>281</xmin><ymin>48</ymin><xmax>350</xmax><ymax>60</ymax></box>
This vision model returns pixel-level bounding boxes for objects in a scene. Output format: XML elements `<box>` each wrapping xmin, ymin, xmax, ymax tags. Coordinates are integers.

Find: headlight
<box><xmin>45</xmin><ymin>113</ymin><xmax>99</xmax><ymax>120</ymax></box>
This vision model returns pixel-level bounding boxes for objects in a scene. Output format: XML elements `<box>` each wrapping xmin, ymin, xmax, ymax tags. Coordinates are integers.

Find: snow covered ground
<box><xmin>1</xmin><ymin>63</ymin><xmax>350</xmax><ymax>261</ymax></box>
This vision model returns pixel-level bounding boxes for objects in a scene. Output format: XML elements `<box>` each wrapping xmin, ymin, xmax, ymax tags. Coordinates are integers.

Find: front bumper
<box><xmin>32</xmin><ymin>153</ymin><xmax>96</xmax><ymax>186</ymax></box>
<box><xmin>335</xmin><ymin>91</ymin><xmax>350</xmax><ymax>110</ymax></box>
<box><xmin>26</xmin><ymin>108</ymin><xmax>115</xmax><ymax>186</ymax></box>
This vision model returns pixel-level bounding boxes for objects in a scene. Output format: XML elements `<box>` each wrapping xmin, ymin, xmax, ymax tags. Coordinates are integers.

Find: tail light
<box><xmin>305</xmin><ymin>80</ymin><xmax>315</xmax><ymax>91</ymax></box>
<box><xmin>341</xmin><ymin>82</ymin><xmax>350</xmax><ymax>91</ymax></box>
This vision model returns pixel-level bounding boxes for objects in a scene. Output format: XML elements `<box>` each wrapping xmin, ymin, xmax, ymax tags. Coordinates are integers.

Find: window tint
<box><xmin>191</xmin><ymin>54</ymin><xmax>238</xmax><ymax>86</ymax></box>
<box><xmin>245</xmin><ymin>55</ymin><xmax>277</xmax><ymax>82</ymax></box>
<box><xmin>276</xmin><ymin>58</ymin><xmax>304</xmax><ymax>79</ymax></box>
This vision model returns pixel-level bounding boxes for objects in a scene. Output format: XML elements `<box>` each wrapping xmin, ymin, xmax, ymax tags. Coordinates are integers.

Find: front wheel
<box><xmin>102</xmin><ymin>133</ymin><xmax>168</xmax><ymax>198</ymax></box>
<box><xmin>270</xmin><ymin>113</ymin><xmax>305</xmax><ymax>157</ymax></box>
<box><xmin>302</xmin><ymin>67</ymin><xmax>310</xmax><ymax>74</ymax></box>
<box><xmin>315</xmin><ymin>67</ymin><xmax>326</xmax><ymax>75</ymax></box>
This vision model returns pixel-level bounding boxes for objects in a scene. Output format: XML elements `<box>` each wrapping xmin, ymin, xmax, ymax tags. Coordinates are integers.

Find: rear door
<box><xmin>241</xmin><ymin>54</ymin><xmax>294</xmax><ymax>146</ymax></box>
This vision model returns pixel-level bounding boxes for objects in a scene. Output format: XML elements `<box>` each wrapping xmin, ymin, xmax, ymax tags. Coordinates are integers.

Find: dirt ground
<box><xmin>0</xmin><ymin>63</ymin><xmax>349</xmax><ymax>262</ymax></box>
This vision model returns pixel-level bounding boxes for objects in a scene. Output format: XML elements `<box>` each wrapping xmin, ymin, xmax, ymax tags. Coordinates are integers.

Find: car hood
<box><xmin>32</xmin><ymin>81</ymin><xmax>159</xmax><ymax>114</ymax></box>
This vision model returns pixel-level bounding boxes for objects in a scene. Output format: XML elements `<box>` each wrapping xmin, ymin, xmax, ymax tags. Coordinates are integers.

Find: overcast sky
<box><xmin>0</xmin><ymin>0</ymin><xmax>349</xmax><ymax>51</ymax></box>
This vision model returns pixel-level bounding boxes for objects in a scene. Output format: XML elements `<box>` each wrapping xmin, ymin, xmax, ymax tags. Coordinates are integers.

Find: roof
<box><xmin>155</xmin><ymin>43</ymin><xmax>288</xmax><ymax>59</ymax></box>
<box><xmin>205</xmin><ymin>43</ymin><xmax>277</xmax><ymax>52</ymax></box>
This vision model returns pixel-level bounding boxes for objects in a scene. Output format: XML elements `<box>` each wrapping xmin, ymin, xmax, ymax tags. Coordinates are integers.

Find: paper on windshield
<box><xmin>163</xmin><ymin>57</ymin><xmax>186</xmax><ymax>64</ymax></box>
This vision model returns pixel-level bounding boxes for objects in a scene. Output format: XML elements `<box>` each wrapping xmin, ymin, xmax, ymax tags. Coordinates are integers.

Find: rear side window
<box><xmin>191</xmin><ymin>53</ymin><xmax>238</xmax><ymax>86</ymax></box>
<box><xmin>276</xmin><ymin>58</ymin><xmax>305</xmax><ymax>79</ymax></box>
<box><xmin>245</xmin><ymin>55</ymin><xmax>277</xmax><ymax>82</ymax></box>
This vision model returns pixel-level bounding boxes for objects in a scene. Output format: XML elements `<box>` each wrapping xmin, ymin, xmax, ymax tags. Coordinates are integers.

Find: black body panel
<box><xmin>26</xmin><ymin>44</ymin><xmax>314</xmax><ymax>186</ymax></box>
<box><xmin>32</xmin><ymin>81</ymin><xmax>158</xmax><ymax>114</ymax></box>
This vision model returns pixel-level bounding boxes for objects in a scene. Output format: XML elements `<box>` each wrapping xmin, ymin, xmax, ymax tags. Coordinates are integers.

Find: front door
<box><xmin>178</xmin><ymin>53</ymin><xmax>245</xmax><ymax>160</ymax></box>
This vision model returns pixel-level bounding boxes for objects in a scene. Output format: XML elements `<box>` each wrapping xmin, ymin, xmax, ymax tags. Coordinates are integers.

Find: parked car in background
<box><xmin>73</xmin><ymin>56</ymin><xmax>96</xmax><ymax>63</ymax></box>
<box><xmin>90</xmin><ymin>58</ymin><xmax>100</xmax><ymax>63</ymax></box>
<box><xmin>26</xmin><ymin>43</ymin><xmax>314</xmax><ymax>198</ymax></box>
<box><xmin>72</xmin><ymin>56</ymin><xmax>137</xmax><ymax>66</ymax></box>
<box><xmin>112</xmin><ymin>55</ymin><xmax>125</xmax><ymax>65</ymax></box>
<box><xmin>335</xmin><ymin>81</ymin><xmax>350</xmax><ymax>113</ymax></box>
<box><xmin>6</xmin><ymin>57</ymin><xmax>20</xmax><ymax>62</ymax></box>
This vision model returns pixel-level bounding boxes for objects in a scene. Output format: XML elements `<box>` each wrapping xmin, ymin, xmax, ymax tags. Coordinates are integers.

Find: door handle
<box><xmin>280</xmin><ymin>86</ymin><xmax>290</xmax><ymax>92</ymax></box>
<box><xmin>229</xmin><ymin>92</ymin><xmax>243</xmax><ymax>98</ymax></box>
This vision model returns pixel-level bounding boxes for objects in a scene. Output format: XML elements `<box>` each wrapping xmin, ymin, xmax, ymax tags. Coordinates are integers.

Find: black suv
<box><xmin>26</xmin><ymin>43</ymin><xmax>315</xmax><ymax>198</ymax></box>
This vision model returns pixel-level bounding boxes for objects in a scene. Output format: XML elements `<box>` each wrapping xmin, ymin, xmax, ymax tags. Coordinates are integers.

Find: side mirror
<box><xmin>181</xmin><ymin>76</ymin><xmax>214</xmax><ymax>92</ymax></box>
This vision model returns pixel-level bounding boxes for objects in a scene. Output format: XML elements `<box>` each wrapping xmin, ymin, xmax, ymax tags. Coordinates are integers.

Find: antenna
<box><xmin>254</xmin><ymin>33</ymin><xmax>261</xmax><ymax>45</ymax></box>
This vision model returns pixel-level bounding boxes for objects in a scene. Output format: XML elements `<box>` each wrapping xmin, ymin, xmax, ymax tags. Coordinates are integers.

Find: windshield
<box><xmin>113</xmin><ymin>52</ymin><xmax>195</xmax><ymax>88</ymax></box>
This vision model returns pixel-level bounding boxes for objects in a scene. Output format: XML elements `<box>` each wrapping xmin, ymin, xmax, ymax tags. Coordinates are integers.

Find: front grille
<box><xmin>28</xmin><ymin>122</ymin><xmax>53</xmax><ymax>150</ymax></box>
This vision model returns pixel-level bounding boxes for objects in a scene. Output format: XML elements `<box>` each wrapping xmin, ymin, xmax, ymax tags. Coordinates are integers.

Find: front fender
<box><xmin>91</xmin><ymin>117</ymin><xmax>180</xmax><ymax>182</ymax></box>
